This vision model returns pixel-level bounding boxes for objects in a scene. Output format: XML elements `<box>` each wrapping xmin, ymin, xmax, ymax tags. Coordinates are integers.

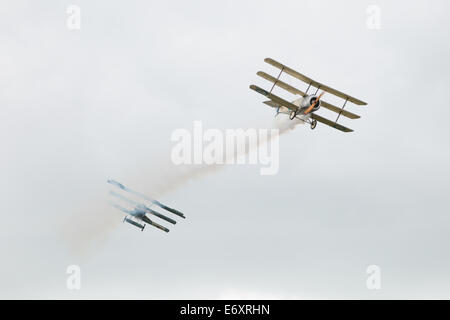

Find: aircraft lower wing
<box><xmin>263</xmin><ymin>101</ymin><xmax>292</xmax><ymax>114</ymax></box>
<box><xmin>310</xmin><ymin>113</ymin><xmax>353</xmax><ymax>132</ymax></box>
<box><xmin>141</xmin><ymin>215</ymin><xmax>169</xmax><ymax>233</ymax></box>
<box><xmin>250</xmin><ymin>85</ymin><xmax>298</xmax><ymax>112</ymax></box>
<box><xmin>320</xmin><ymin>101</ymin><xmax>360</xmax><ymax>119</ymax></box>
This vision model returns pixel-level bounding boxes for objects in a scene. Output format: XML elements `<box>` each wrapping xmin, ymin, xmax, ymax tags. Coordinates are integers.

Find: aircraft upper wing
<box><xmin>249</xmin><ymin>85</ymin><xmax>298</xmax><ymax>112</ymax></box>
<box><xmin>264</xmin><ymin>58</ymin><xmax>367</xmax><ymax>106</ymax></box>
<box><xmin>257</xmin><ymin>71</ymin><xmax>360</xmax><ymax>120</ymax></box>
<box><xmin>310</xmin><ymin>113</ymin><xmax>353</xmax><ymax>132</ymax></box>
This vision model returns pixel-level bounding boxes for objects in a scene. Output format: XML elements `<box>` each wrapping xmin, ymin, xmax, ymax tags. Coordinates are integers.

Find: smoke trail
<box><xmin>152</xmin><ymin>116</ymin><xmax>304</xmax><ymax>194</ymax></box>
<box><xmin>62</xmin><ymin>199</ymin><xmax>121</xmax><ymax>259</ymax></box>
<box><xmin>273</xmin><ymin>115</ymin><xmax>305</xmax><ymax>134</ymax></box>
<box><xmin>63</xmin><ymin>116</ymin><xmax>304</xmax><ymax>257</ymax></box>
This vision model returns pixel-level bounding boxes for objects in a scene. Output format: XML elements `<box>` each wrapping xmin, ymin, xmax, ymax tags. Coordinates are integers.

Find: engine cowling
<box><xmin>302</xmin><ymin>94</ymin><xmax>321</xmax><ymax>112</ymax></box>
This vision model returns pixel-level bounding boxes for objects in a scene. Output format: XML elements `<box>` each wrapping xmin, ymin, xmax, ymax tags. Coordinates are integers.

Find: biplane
<box><xmin>250</xmin><ymin>58</ymin><xmax>367</xmax><ymax>132</ymax></box>
<box><xmin>107</xmin><ymin>179</ymin><xmax>186</xmax><ymax>232</ymax></box>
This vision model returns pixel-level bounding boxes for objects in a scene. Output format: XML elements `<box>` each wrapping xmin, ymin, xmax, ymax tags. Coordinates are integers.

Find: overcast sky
<box><xmin>1</xmin><ymin>0</ymin><xmax>450</xmax><ymax>299</ymax></box>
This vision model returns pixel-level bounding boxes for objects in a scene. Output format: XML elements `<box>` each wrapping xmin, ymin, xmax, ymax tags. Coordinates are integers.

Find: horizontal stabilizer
<box><xmin>250</xmin><ymin>85</ymin><xmax>298</xmax><ymax>112</ymax></box>
<box><xmin>263</xmin><ymin>100</ymin><xmax>279</xmax><ymax>108</ymax></box>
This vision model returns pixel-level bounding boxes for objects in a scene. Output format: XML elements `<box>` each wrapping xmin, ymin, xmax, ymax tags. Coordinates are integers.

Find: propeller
<box><xmin>303</xmin><ymin>91</ymin><xmax>325</xmax><ymax>115</ymax></box>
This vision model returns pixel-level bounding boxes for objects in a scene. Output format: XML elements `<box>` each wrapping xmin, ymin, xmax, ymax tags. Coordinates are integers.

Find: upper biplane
<box><xmin>250</xmin><ymin>58</ymin><xmax>367</xmax><ymax>132</ymax></box>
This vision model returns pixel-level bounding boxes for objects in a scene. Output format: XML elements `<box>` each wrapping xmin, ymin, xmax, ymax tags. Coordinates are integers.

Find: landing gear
<box><xmin>310</xmin><ymin>119</ymin><xmax>317</xmax><ymax>130</ymax></box>
<box><xmin>274</xmin><ymin>107</ymin><xmax>280</xmax><ymax>117</ymax></box>
<box><xmin>289</xmin><ymin>111</ymin><xmax>297</xmax><ymax>120</ymax></box>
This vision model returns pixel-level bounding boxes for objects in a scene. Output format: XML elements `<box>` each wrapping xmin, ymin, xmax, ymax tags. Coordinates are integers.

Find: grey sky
<box><xmin>1</xmin><ymin>0</ymin><xmax>450</xmax><ymax>298</ymax></box>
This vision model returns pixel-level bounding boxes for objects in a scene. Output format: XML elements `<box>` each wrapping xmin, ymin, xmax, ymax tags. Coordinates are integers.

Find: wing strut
<box><xmin>335</xmin><ymin>98</ymin><xmax>348</xmax><ymax>124</ymax></box>
<box><xmin>269</xmin><ymin>67</ymin><xmax>284</xmax><ymax>94</ymax></box>
<box><xmin>314</xmin><ymin>86</ymin><xmax>321</xmax><ymax>95</ymax></box>
<box><xmin>305</xmin><ymin>83</ymin><xmax>312</xmax><ymax>94</ymax></box>
<box><xmin>269</xmin><ymin>67</ymin><xmax>284</xmax><ymax>116</ymax></box>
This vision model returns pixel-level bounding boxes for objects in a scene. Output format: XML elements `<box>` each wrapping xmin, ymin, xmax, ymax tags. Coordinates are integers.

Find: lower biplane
<box><xmin>250</xmin><ymin>58</ymin><xmax>367</xmax><ymax>132</ymax></box>
<box><xmin>107</xmin><ymin>179</ymin><xmax>186</xmax><ymax>232</ymax></box>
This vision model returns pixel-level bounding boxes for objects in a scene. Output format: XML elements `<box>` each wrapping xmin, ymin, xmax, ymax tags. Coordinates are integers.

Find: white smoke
<box><xmin>63</xmin><ymin>115</ymin><xmax>304</xmax><ymax>257</ymax></box>
<box><xmin>149</xmin><ymin>115</ymin><xmax>305</xmax><ymax>194</ymax></box>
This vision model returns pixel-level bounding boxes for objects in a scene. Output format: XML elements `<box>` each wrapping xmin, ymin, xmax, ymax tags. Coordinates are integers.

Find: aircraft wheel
<box><xmin>310</xmin><ymin>119</ymin><xmax>317</xmax><ymax>130</ymax></box>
